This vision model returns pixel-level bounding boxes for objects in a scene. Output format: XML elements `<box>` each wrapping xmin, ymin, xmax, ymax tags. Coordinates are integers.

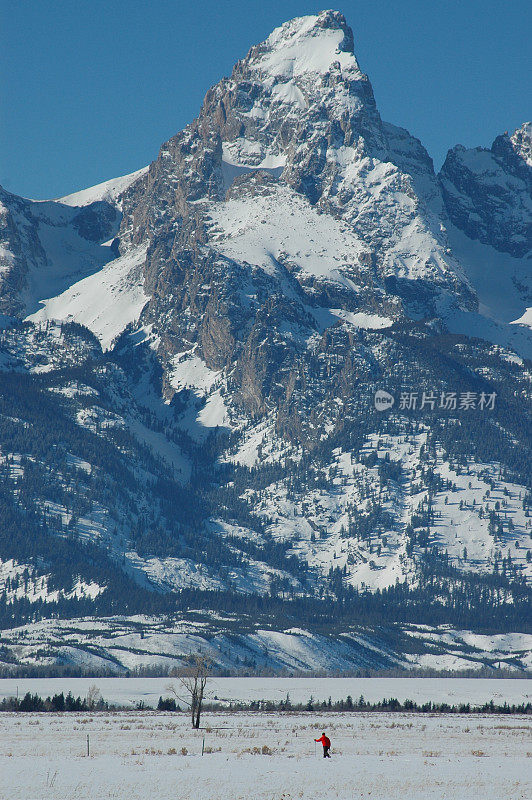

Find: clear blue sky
<box><xmin>1</xmin><ymin>0</ymin><xmax>530</xmax><ymax>199</ymax></box>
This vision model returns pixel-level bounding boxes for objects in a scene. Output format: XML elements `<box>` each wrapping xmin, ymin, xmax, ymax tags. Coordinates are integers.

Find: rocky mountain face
<box><xmin>121</xmin><ymin>11</ymin><xmax>475</xmax><ymax>380</ymax></box>
<box><xmin>0</xmin><ymin>187</ymin><xmax>121</xmax><ymax>318</ymax></box>
<box><xmin>440</xmin><ymin>122</ymin><xmax>532</xmax><ymax>258</ymax></box>
<box><xmin>0</xmin><ymin>11</ymin><xmax>531</xmax><ymax>671</ymax></box>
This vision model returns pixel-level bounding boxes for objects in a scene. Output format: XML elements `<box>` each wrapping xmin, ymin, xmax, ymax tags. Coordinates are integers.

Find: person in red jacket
<box><xmin>315</xmin><ymin>732</ymin><xmax>331</xmax><ymax>757</ymax></box>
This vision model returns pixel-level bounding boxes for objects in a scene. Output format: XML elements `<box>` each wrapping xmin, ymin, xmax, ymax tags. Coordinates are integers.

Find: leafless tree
<box><xmin>85</xmin><ymin>684</ymin><xmax>103</xmax><ymax>710</ymax></box>
<box><xmin>167</xmin><ymin>653</ymin><xmax>211</xmax><ymax>729</ymax></box>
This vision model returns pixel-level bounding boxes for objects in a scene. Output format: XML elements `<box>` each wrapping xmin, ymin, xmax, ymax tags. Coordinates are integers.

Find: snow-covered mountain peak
<box><xmin>490</xmin><ymin>122</ymin><xmax>532</xmax><ymax>178</ymax></box>
<box><xmin>509</xmin><ymin>121</ymin><xmax>532</xmax><ymax>167</ymax></box>
<box><xmin>487</xmin><ymin>122</ymin><xmax>532</xmax><ymax>169</ymax></box>
<box><xmin>103</xmin><ymin>9</ymin><xmax>479</xmax><ymax>369</ymax></box>
<box><xmin>440</xmin><ymin>121</ymin><xmax>532</xmax><ymax>261</ymax></box>
<box><xmin>207</xmin><ymin>9</ymin><xmax>382</xmax><ymax>172</ymax></box>
<box><xmin>247</xmin><ymin>10</ymin><xmax>360</xmax><ymax>80</ymax></box>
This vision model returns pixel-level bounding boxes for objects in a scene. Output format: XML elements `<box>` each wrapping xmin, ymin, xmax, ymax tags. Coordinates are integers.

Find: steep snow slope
<box><xmin>446</xmin><ymin>225</ymin><xmax>531</xmax><ymax>327</ymax></box>
<box><xmin>207</xmin><ymin>182</ymin><xmax>365</xmax><ymax>290</ymax></box>
<box><xmin>0</xmin><ymin>188</ymin><xmax>116</xmax><ymax>316</ymax></box>
<box><xmin>58</xmin><ymin>166</ymin><xmax>148</xmax><ymax>207</ymax></box>
<box><xmin>242</xmin><ymin>430</ymin><xmax>532</xmax><ymax>590</ymax></box>
<box><xmin>0</xmin><ymin>557</ymin><xmax>105</xmax><ymax>603</ymax></box>
<box><xmin>0</xmin><ymin>168</ymin><xmax>147</xmax><ymax>334</ymax></box>
<box><xmin>28</xmin><ymin>244</ymin><xmax>149</xmax><ymax>351</ymax></box>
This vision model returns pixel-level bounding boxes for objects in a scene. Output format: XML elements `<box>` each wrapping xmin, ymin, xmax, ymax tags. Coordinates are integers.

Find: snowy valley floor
<box><xmin>2</xmin><ymin>711</ymin><xmax>530</xmax><ymax>800</ymax></box>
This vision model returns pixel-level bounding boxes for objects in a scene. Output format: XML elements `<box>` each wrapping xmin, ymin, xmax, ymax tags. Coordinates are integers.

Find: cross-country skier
<box><xmin>315</xmin><ymin>732</ymin><xmax>331</xmax><ymax>757</ymax></box>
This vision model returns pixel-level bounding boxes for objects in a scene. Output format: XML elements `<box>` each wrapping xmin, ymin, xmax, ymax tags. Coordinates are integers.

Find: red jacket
<box><xmin>315</xmin><ymin>735</ymin><xmax>331</xmax><ymax>747</ymax></box>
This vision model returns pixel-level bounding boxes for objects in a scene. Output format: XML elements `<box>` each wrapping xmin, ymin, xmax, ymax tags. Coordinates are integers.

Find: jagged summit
<box><xmin>196</xmin><ymin>8</ymin><xmax>381</xmax><ymax>175</ymax></box>
<box><xmin>491</xmin><ymin>122</ymin><xmax>532</xmax><ymax>180</ymax></box>
<box><xmin>245</xmin><ymin>10</ymin><xmax>359</xmax><ymax>79</ymax></box>
<box><xmin>505</xmin><ymin>121</ymin><xmax>532</xmax><ymax>167</ymax></box>
<box><xmin>440</xmin><ymin>121</ymin><xmax>532</xmax><ymax>259</ymax></box>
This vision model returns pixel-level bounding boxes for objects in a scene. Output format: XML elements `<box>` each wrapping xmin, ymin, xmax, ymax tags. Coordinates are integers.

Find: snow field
<box><xmin>2</xmin><ymin>711</ymin><xmax>530</xmax><ymax>800</ymax></box>
<box><xmin>1</xmin><ymin>677</ymin><xmax>531</xmax><ymax>710</ymax></box>
<box><xmin>28</xmin><ymin>244</ymin><xmax>149</xmax><ymax>352</ymax></box>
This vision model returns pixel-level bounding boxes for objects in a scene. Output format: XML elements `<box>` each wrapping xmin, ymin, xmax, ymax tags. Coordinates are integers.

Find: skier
<box><xmin>315</xmin><ymin>732</ymin><xmax>331</xmax><ymax>758</ymax></box>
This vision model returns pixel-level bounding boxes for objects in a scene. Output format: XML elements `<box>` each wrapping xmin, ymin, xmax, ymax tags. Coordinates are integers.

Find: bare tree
<box><xmin>85</xmin><ymin>684</ymin><xmax>103</xmax><ymax>710</ymax></box>
<box><xmin>167</xmin><ymin>653</ymin><xmax>211</xmax><ymax>729</ymax></box>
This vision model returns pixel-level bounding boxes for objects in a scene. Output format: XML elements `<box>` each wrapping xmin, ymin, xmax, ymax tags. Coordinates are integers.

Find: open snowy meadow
<box><xmin>2</xmin><ymin>709</ymin><xmax>530</xmax><ymax>800</ymax></box>
<box><xmin>1</xmin><ymin>676</ymin><xmax>531</xmax><ymax>708</ymax></box>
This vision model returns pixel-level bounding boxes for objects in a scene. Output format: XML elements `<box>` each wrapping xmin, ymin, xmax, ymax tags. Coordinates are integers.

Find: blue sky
<box><xmin>1</xmin><ymin>0</ymin><xmax>530</xmax><ymax>199</ymax></box>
